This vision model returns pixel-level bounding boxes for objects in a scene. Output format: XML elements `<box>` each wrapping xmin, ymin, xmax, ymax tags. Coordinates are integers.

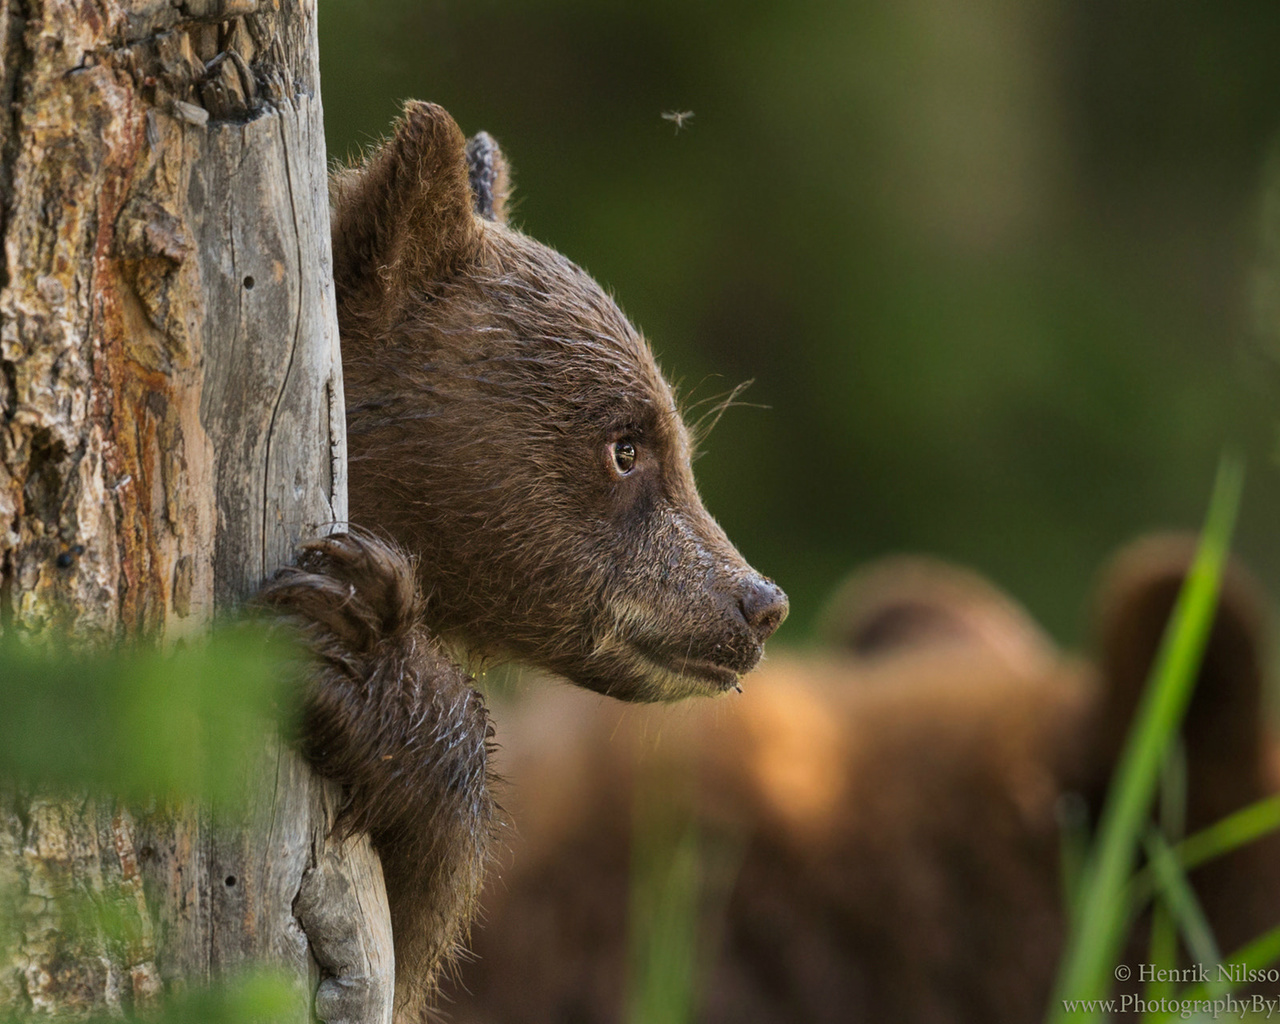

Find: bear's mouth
<box><xmin>631</xmin><ymin>637</ymin><xmax>760</xmax><ymax>694</ymax></box>
<box><xmin>654</xmin><ymin>653</ymin><xmax>740</xmax><ymax>691</ymax></box>
<box><xmin>579</xmin><ymin>610</ymin><xmax>765</xmax><ymax>700</ymax></box>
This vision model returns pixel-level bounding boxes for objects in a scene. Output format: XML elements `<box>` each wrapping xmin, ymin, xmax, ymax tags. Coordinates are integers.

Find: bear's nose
<box><xmin>738</xmin><ymin>576</ymin><xmax>789</xmax><ymax>641</ymax></box>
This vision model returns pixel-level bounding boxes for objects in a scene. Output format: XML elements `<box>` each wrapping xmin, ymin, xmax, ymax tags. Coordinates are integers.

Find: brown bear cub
<box><xmin>260</xmin><ymin>102</ymin><xmax>787</xmax><ymax>1023</ymax></box>
<box><xmin>438</xmin><ymin>537</ymin><xmax>1280</xmax><ymax>1024</ymax></box>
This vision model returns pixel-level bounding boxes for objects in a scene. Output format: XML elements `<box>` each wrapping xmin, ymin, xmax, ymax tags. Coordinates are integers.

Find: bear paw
<box><xmin>258</xmin><ymin>530</ymin><xmax>423</xmax><ymax>656</ymax></box>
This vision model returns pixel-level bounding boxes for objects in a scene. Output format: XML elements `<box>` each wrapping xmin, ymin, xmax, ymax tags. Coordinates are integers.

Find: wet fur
<box><xmin>332</xmin><ymin>103</ymin><xmax>785</xmax><ymax>706</ymax></box>
<box><xmin>259</xmin><ymin>533</ymin><xmax>493</xmax><ymax>1024</ymax></box>
<box><xmin>264</xmin><ymin>103</ymin><xmax>786</xmax><ymax>1021</ymax></box>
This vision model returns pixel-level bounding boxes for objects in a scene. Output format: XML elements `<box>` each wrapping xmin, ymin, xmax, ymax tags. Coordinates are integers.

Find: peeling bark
<box><xmin>0</xmin><ymin>1</ymin><xmax>392</xmax><ymax>1019</ymax></box>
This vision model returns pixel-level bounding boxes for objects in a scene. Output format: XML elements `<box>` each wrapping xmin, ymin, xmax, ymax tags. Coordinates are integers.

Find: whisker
<box><xmin>688</xmin><ymin>380</ymin><xmax>767</xmax><ymax>452</ymax></box>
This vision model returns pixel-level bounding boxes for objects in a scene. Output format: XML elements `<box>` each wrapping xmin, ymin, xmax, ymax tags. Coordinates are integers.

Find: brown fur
<box><xmin>439</xmin><ymin>537</ymin><xmax>1280</xmax><ymax>1024</ymax></box>
<box><xmin>260</xmin><ymin>533</ymin><xmax>493</xmax><ymax>1022</ymax></box>
<box><xmin>332</xmin><ymin>102</ymin><xmax>785</xmax><ymax>703</ymax></box>
<box><xmin>263</xmin><ymin>102</ymin><xmax>787</xmax><ymax>1021</ymax></box>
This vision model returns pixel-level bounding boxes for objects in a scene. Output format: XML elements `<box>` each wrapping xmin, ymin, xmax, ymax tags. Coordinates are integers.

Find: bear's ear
<box><xmin>330</xmin><ymin>101</ymin><xmax>480</xmax><ymax>308</ymax></box>
<box><xmin>820</xmin><ymin>555</ymin><xmax>1056</xmax><ymax>676</ymax></box>
<box><xmin>1087</xmin><ymin>534</ymin><xmax>1271</xmax><ymax>824</ymax></box>
<box><xmin>465</xmin><ymin>131</ymin><xmax>511</xmax><ymax>224</ymax></box>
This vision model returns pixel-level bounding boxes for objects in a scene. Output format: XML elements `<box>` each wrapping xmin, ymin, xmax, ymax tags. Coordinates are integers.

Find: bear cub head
<box><xmin>331</xmin><ymin>101</ymin><xmax>787</xmax><ymax>702</ymax></box>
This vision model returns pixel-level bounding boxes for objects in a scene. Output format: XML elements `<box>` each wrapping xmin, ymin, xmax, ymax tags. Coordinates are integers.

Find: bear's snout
<box><xmin>735</xmin><ymin>575</ymin><xmax>789</xmax><ymax>642</ymax></box>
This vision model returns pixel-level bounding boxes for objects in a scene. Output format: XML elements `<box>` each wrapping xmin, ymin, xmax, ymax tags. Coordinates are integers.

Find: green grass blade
<box><xmin>1143</xmin><ymin>897</ymin><xmax>1178</xmax><ymax>1005</ymax></box>
<box><xmin>1144</xmin><ymin>749</ymin><xmax>1188</xmax><ymax>1004</ymax></box>
<box><xmin>0</xmin><ymin>623</ymin><xmax>297</xmax><ymax>803</ymax></box>
<box><xmin>627</xmin><ymin>764</ymin><xmax>702</xmax><ymax>1024</ymax></box>
<box><xmin>1141</xmin><ymin>923</ymin><xmax>1280</xmax><ymax>1022</ymax></box>
<box><xmin>1176</xmin><ymin>794</ymin><xmax>1280</xmax><ymax>873</ymax></box>
<box><xmin>0</xmin><ymin>970</ymin><xmax>295</xmax><ymax>1024</ymax></box>
<box><xmin>1046</xmin><ymin>453</ymin><xmax>1244</xmax><ymax>1023</ymax></box>
<box><xmin>1127</xmin><ymin>794</ymin><xmax>1280</xmax><ymax>914</ymax></box>
<box><xmin>1142</xmin><ymin>830</ymin><xmax>1222</xmax><ymax>988</ymax></box>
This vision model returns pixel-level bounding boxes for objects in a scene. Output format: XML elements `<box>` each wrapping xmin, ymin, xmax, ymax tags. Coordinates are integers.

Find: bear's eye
<box><xmin>611</xmin><ymin>439</ymin><xmax>637</xmax><ymax>475</ymax></box>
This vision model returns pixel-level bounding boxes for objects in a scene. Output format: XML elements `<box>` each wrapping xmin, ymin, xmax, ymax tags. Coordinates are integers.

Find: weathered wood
<box><xmin>0</xmin><ymin>0</ymin><xmax>391</xmax><ymax>1018</ymax></box>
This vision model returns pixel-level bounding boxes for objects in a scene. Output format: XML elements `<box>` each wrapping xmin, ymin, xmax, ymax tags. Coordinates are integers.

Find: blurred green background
<box><xmin>316</xmin><ymin>0</ymin><xmax>1280</xmax><ymax>646</ymax></box>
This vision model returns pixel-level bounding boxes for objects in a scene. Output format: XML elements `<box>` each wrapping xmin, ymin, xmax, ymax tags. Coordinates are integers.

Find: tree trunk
<box><xmin>0</xmin><ymin>1</ymin><xmax>392</xmax><ymax>1019</ymax></box>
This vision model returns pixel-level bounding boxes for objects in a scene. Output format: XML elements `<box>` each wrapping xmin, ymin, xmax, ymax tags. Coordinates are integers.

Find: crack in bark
<box><xmin>261</xmin><ymin>104</ymin><xmax>306</xmax><ymax>576</ymax></box>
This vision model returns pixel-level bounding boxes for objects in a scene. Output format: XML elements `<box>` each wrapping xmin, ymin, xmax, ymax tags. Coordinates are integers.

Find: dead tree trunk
<box><xmin>0</xmin><ymin>1</ymin><xmax>392</xmax><ymax>1019</ymax></box>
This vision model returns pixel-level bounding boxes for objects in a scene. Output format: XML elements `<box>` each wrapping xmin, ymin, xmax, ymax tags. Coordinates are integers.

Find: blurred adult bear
<box><xmin>439</xmin><ymin>536</ymin><xmax>1280</xmax><ymax>1024</ymax></box>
